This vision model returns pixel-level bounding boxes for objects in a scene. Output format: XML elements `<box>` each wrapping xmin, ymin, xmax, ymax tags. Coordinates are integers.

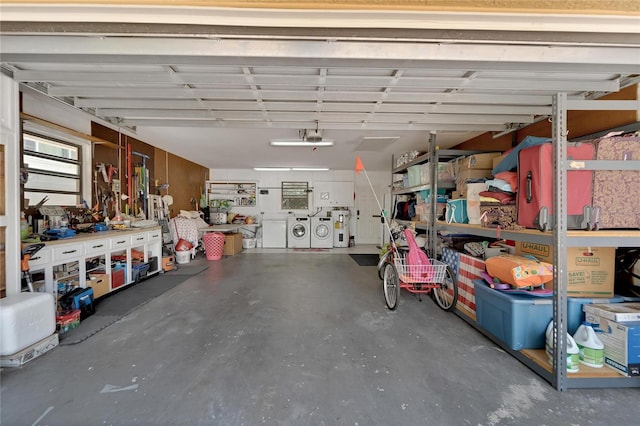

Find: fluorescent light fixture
<box><xmin>253</xmin><ymin>167</ymin><xmax>291</xmax><ymax>171</ymax></box>
<box><xmin>270</xmin><ymin>140</ymin><xmax>334</xmax><ymax>147</ymax></box>
<box><xmin>254</xmin><ymin>167</ymin><xmax>330</xmax><ymax>172</ymax></box>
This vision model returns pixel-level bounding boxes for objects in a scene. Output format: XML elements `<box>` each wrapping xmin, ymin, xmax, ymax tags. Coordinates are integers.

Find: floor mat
<box><xmin>59</xmin><ymin>265</ymin><xmax>207</xmax><ymax>345</ymax></box>
<box><xmin>349</xmin><ymin>254</ymin><xmax>380</xmax><ymax>266</ymax></box>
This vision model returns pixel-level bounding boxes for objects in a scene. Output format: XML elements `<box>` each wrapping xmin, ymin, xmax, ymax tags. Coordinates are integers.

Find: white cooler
<box><xmin>1</xmin><ymin>292</ymin><xmax>56</xmax><ymax>356</ymax></box>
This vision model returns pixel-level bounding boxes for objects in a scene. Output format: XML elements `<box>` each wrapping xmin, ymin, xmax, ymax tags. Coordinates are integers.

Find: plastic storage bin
<box><xmin>474</xmin><ymin>280</ymin><xmax>625</xmax><ymax>349</ymax></box>
<box><xmin>473</xmin><ymin>280</ymin><xmax>552</xmax><ymax>350</ymax></box>
<box><xmin>111</xmin><ymin>266</ymin><xmax>126</xmax><ymax>289</ymax></box>
<box><xmin>0</xmin><ymin>293</ymin><xmax>56</xmax><ymax>356</ymax></box>
<box><xmin>203</xmin><ymin>232</ymin><xmax>226</xmax><ymax>260</ymax></box>
<box><xmin>132</xmin><ymin>262</ymin><xmax>150</xmax><ymax>282</ymax></box>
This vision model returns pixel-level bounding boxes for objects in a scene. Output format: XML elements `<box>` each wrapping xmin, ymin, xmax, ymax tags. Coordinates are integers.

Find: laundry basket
<box><xmin>203</xmin><ymin>232</ymin><xmax>226</xmax><ymax>260</ymax></box>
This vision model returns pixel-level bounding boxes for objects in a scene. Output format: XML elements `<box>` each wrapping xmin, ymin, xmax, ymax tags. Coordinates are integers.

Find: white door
<box><xmin>354</xmin><ymin>180</ymin><xmax>385</xmax><ymax>245</ymax></box>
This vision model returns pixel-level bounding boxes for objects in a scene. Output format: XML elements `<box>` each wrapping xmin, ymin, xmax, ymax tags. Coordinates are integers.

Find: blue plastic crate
<box><xmin>473</xmin><ymin>280</ymin><xmax>552</xmax><ymax>350</ymax></box>
<box><xmin>132</xmin><ymin>262</ymin><xmax>150</xmax><ymax>282</ymax></box>
<box><xmin>473</xmin><ymin>280</ymin><xmax>626</xmax><ymax>349</ymax></box>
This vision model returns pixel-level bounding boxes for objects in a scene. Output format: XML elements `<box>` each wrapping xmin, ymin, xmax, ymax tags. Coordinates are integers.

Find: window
<box><xmin>22</xmin><ymin>132</ymin><xmax>82</xmax><ymax>207</ymax></box>
<box><xmin>281</xmin><ymin>181</ymin><xmax>309</xmax><ymax>210</ymax></box>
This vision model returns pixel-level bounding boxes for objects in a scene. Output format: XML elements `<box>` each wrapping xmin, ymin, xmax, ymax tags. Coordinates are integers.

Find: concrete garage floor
<box><xmin>2</xmin><ymin>250</ymin><xmax>640</xmax><ymax>425</ymax></box>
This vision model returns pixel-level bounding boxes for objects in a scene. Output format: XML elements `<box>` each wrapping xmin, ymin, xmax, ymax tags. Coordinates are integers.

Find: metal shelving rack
<box><xmin>391</xmin><ymin>144</ymin><xmax>487</xmax><ymax>245</ymax></box>
<box><xmin>405</xmin><ymin>95</ymin><xmax>640</xmax><ymax>391</ymax></box>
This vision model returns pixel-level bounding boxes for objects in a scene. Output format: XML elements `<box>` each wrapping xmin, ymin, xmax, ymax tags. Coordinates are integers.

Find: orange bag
<box><xmin>485</xmin><ymin>254</ymin><xmax>553</xmax><ymax>288</ymax></box>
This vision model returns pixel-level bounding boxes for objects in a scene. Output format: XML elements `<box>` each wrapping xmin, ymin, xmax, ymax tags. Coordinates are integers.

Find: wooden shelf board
<box><xmin>521</xmin><ymin>349</ymin><xmax>626</xmax><ymax>379</ymax></box>
<box><xmin>21</xmin><ymin>113</ymin><xmax>122</xmax><ymax>150</ymax></box>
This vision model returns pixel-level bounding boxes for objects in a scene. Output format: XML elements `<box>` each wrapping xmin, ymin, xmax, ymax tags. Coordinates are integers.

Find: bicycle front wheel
<box><xmin>383</xmin><ymin>262</ymin><xmax>399</xmax><ymax>310</ymax></box>
<box><xmin>377</xmin><ymin>250</ymin><xmax>391</xmax><ymax>280</ymax></box>
<box><xmin>431</xmin><ymin>265</ymin><xmax>458</xmax><ymax>311</ymax></box>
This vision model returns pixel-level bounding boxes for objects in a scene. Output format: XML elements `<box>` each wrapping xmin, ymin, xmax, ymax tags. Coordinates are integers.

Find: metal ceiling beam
<box><xmin>74</xmin><ymin>98</ymin><xmax>553</xmax><ymax>115</ymax></box>
<box><xmin>95</xmin><ymin>108</ymin><xmax>533</xmax><ymax>124</ymax></box>
<box><xmin>3</xmin><ymin>36</ymin><xmax>640</xmax><ymax>71</ymax></box>
<box><xmin>118</xmin><ymin>118</ymin><xmax>506</xmax><ymax>131</ymax></box>
<box><xmin>12</xmin><ymin>70</ymin><xmax>620</xmax><ymax>92</ymax></box>
<box><xmin>48</xmin><ymin>86</ymin><xmax>565</xmax><ymax>104</ymax></box>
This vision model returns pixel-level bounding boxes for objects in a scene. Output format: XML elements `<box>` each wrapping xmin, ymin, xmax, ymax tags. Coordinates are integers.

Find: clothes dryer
<box><xmin>287</xmin><ymin>216</ymin><xmax>311</xmax><ymax>248</ymax></box>
<box><xmin>310</xmin><ymin>216</ymin><xmax>333</xmax><ymax>248</ymax></box>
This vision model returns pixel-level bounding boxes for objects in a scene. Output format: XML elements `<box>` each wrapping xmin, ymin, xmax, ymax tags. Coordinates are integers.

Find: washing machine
<box><xmin>310</xmin><ymin>216</ymin><xmax>333</xmax><ymax>248</ymax></box>
<box><xmin>287</xmin><ymin>216</ymin><xmax>311</xmax><ymax>248</ymax></box>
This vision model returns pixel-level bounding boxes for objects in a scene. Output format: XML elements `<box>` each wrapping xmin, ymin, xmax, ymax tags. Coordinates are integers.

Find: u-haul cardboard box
<box><xmin>590</xmin><ymin>315</ymin><xmax>640</xmax><ymax>377</ymax></box>
<box><xmin>515</xmin><ymin>242</ymin><xmax>615</xmax><ymax>297</ymax></box>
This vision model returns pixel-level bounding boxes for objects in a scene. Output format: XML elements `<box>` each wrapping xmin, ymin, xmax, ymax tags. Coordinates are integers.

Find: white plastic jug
<box><xmin>573</xmin><ymin>322</ymin><xmax>604</xmax><ymax>368</ymax></box>
<box><xmin>545</xmin><ymin>320</ymin><xmax>579</xmax><ymax>373</ymax></box>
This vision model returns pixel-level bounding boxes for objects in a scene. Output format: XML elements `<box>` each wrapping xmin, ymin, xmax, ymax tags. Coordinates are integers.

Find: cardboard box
<box><xmin>584</xmin><ymin>303</ymin><xmax>640</xmax><ymax>323</ymax></box>
<box><xmin>456</xmin><ymin>152</ymin><xmax>502</xmax><ymax>170</ymax></box>
<box><xmin>223</xmin><ymin>233</ymin><xmax>243</xmax><ymax>256</ymax></box>
<box><xmin>87</xmin><ymin>273</ymin><xmax>110</xmax><ymax>298</ymax></box>
<box><xmin>455</xmin><ymin>169</ymin><xmax>493</xmax><ymax>188</ymax></box>
<box><xmin>591</xmin><ymin>316</ymin><xmax>640</xmax><ymax>377</ymax></box>
<box><xmin>451</xmin><ymin>190</ymin><xmax>464</xmax><ymax>199</ymax></box>
<box><xmin>515</xmin><ymin>243</ymin><xmax>615</xmax><ymax>297</ymax></box>
<box><xmin>492</xmin><ymin>153</ymin><xmax>508</xmax><ymax>170</ymax></box>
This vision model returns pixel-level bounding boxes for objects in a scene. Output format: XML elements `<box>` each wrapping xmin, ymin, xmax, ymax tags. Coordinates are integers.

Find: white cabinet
<box><xmin>27</xmin><ymin>227</ymin><xmax>163</xmax><ymax>304</ymax></box>
<box><xmin>314</xmin><ymin>181</ymin><xmax>354</xmax><ymax>207</ymax></box>
<box><xmin>206</xmin><ymin>181</ymin><xmax>257</xmax><ymax>209</ymax></box>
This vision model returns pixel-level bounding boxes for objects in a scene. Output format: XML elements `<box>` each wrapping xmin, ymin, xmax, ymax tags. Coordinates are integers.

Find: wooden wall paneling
<box><xmin>456</xmin><ymin>84</ymin><xmax>640</xmax><ymax>152</ymax></box>
<box><xmin>153</xmin><ymin>147</ymin><xmax>168</xmax><ymax>196</ymax></box>
<box><xmin>165</xmin><ymin>152</ymin><xmax>208</xmax><ymax>215</ymax></box>
<box><xmin>90</xmin><ymin>122</ymin><xmax>121</xmax><ymax>218</ymax></box>
<box><xmin>452</xmin><ymin>132</ymin><xmax>513</xmax><ymax>151</ymax></box>
<box><xmin>515</xmin><ymin>85</ymin><xmax>639</xmax><ymax>142</ymax></box>
<box><xmin>126</xmin><ymin>135</ymin><xmax>155</xmax><ymax>218</ymax></box>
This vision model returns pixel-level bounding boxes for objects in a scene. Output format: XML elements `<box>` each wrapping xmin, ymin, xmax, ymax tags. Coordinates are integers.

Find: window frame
<box><xmin>281</xmin><ymin>181</ymin><xmax>309</xmax><ymax>210</ymax></box>
<box><xmin>21</xmin><ymin>130</ymin><xmax>83</xmax><ymax>208</ymax></box>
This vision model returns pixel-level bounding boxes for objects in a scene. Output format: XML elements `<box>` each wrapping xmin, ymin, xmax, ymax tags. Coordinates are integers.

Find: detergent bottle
<box><xmin>545</xmin><ymin>320</ymin><xmax>579</xmax><ymax>373</ymax></box>
<box><xmin>573</xmin><ymin>322</ymin><xmax>604</xmax><ymax>368</ymax></box>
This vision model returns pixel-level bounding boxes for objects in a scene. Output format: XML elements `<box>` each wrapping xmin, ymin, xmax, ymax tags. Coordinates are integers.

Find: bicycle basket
<box><xmin>393</xmin><ymin>258</ymin><xmax>448</xmax><ymax>284</ymax></box>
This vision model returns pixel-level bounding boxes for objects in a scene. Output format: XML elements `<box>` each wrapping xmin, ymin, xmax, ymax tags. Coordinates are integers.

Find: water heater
<box><xmin>331</xmin><ymin>209</ymin><xmax>350</xmax><ymax>248</ymax></box>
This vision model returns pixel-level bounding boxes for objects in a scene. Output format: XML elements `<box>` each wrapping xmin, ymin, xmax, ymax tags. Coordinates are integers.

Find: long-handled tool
<box><xmin>21</xmin><ymin>243</ymin><xmax>45</xmax><ymax>292</ymax></box>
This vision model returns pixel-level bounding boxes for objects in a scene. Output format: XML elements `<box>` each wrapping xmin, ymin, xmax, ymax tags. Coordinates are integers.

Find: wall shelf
<box><xmin>206</xmin><ymin>181</ymin><xmax>257</xmax><ymax>208</ymax></box>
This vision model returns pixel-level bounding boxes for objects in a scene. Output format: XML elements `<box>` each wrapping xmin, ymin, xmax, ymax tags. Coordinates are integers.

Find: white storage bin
<box><xmin>1</xmin><ymin>293</ymin><xmax>56</xmax><ymax>356</ymax></box>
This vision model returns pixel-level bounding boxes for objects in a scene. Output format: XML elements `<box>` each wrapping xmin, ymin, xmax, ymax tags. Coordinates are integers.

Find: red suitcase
<box><xmin>592</xmin><ymin>135</ymin><xmax>640</xmax><ymax>229</ymax></box>
<box><xmin>517</xmin><ymin>142</ymin><xmax>595</xmax><ymax>231</ymax></box>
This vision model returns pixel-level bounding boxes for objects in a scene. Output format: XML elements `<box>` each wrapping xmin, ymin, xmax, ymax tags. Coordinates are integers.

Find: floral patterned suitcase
<box><xmin>479</xmin><ymin>204</ymin><xmax>524</xmax><ymax>230</ymax></box>
<box><xmin>592</xmin><ymin>135</ymin><xmax>640</xmax><ymax>229</ymax></box>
